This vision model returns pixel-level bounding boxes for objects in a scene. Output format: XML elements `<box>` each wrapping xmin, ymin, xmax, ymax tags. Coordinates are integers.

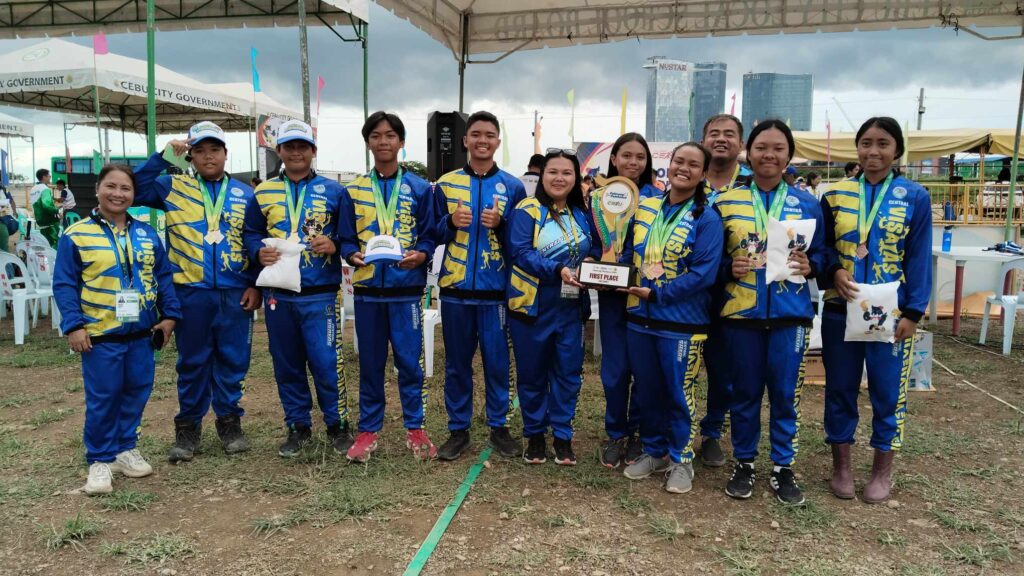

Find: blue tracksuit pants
<box><xmin>354</xmin><ymin>299</ymin><xmax>426</xmax><ymax>433</ymax></box>
<box><xmin>173</xmin><ymin>286</ymin><xmax>252</xmax><ymax>424</ymax></box>
<box><xmin>263</xmin><ymin>295</ymin><xmax>343</xmax><ymax>428</ymax></box>
<box><xmin>629</xmin><ymin>329</ymin><xmax>705</xmax><ymax>464</ymax></box>
<box><xmin>699</xmin><ymin>321</ymin><xmax>733</xmax><ymax>439</ymax></box>
<box><xmin>509</xmin><ymin>290</ymin><xmax>584</xmax><ymax>441</ymax></box>
<box><xmin>821</xmin><ymin>311</ymin><xmax>912</xmax><ymax>452</ymax></box>
<box><xmin>597</xmin><ymin>290</ymin><xmax>639</xmax><ymax>440</ymax></box>
<box><xmin>82</xmin><ymin>338</ymin><xmax>155</xmax><ymax>463</ymax></box>
<box><xmin>441</xmin><ymin>300</ymin><xmax>513</xmax><ymax>430</ymax></box>
<box><xmin>724</xmin><ymin>324</ymin><xmax>809</xmax><ymax>467</ymax></box>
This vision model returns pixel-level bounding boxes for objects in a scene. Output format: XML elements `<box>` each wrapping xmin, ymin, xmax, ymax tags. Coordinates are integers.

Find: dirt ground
<box><xmin>1</xmin><ymin>313</ymin><xmax>1022</xmax><ymax>576</ymax></box>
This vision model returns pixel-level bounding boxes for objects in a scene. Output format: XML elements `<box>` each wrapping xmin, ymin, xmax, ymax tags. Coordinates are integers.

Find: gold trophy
<box><xmin>579</xmin><ymin>175</ymin><xmax>639</xmax><ymax>288</ymax></box>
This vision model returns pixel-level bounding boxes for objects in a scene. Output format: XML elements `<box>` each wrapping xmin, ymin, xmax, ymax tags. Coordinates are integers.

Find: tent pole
<box><xmin>120</xmin><ymin>106</ymin><xmax>127</xmax><ymax>161</ymax></box>
<box><xmin>298</xmin><ymin>0</ymin><xmax>311</xmax><ymax>123</ymax></box>
<box><xmin>146</xmin><ymin>0</ymin><xmax>156</xmax><ymax>155</ymax></box>
<box><xmin>31</xmin><ymin>137</ymin><xmax>35</xmax><ymax>180</ymax></box>
<box><xmin>362</xmin><ymin>21</ymin><xmax>369</xmax><ymax>172</ymax></box>
<box><xmin>458</xmin><ymin>13</ymin><xmax>469</xmax><ymax>113</ymax></box>
<box><xmin>1006</xmin><ymin>62</ymin><xmax>1024</xmax><ymax>242</ymax></box>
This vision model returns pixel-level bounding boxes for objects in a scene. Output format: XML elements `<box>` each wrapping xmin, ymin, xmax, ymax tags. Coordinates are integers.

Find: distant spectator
<box><xmin>519</xmin><ymin>153</ymin><xmax>545</xmax><ymax>197</ymax></box>
<box><xmin>251</xmin><ymin>176</ymin><xmax>263</xmax><ymax>188</ymax></box>
<box><xmin>55</xmin><ymin>179</ymin><xmax>76</xmax><ymax>210</ymax></box>
<box><xmin>844</xmin><ymin>162</ymin><xmax>860</xmax><ymax>178</ymax></box>
<box><xmin>783</xmin><ymin>165</ymin><xmax>798</xmax><ymax>187</ymax></box>
<box><xmin>997</xmin><ymin>158</ymin><xmax>1012</xmax><ymax>183</ymax></box>
<box><xmin>0</xmin><ymin>185</ymin><xmax>18</xmax><ymax>252</ymax></box>
<box><xmin>805</xmin><ymin>171</ymin><xmax>822</xmax><ymax>197</ymax></box>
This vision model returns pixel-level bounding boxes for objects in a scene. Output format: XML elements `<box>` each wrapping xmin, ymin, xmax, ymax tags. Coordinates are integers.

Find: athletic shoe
<box><xmin>216</xmin><ymin>415</ymin><xmax>250</xmax><ymax>455</ymax></box>
<box><xmin>489</xmin><ymin>427</ymin><xmax>521</xmax><ymax>458</ymax></box>
<box><xmin>437</xmin><ymin>429</ymin><xmax>471</xmax><ymax>461</ymax></box>
<box><xmin>699</xmin><ymin>437</ymin><xmax>727</xmax><ymax>468</ymax></box>
<box><xmin>167</xmin><ymin>419</ymin><xmax>201</xmax><ymax>463</ymax></box>
<box><xmin>599</xmin><ymin>437</ymin><xmax>626</xmax><ymax>469</ymax></box>
<box><xmin>347</xmin><ymin>431</ymin><xmax>379</xmax><ymax>463</ymax></box>
<box><xmin>552</xmin><ymin>438</ymin><xmax>577</xmax><ymax>466</ymax></box>
<box><xmin>624</xmin><ymin>435</ymin><xmax>644</xmax><ymax>465</ymax></box>
<box><xmin>664</xmin><ymin>462</ymin><xmax>695</xmax><ymax>494</ymax></box>
<box><xmin>84</xmin><ymin>462</ymin><xmax>113</xmax><ymax>495</ymax></box>
<box><xmin>407</xmin><ymin>429</ymin><xmax>437</xmax><ymax>461</ymax></box>
<box><xmin>111</xmin><ymin>448</ymin><xmax>153</xmax><ymax>478</ymax></box>
<box><xmin>623</xmin><ymin>453</ymin><xmax>671</xmax><ymax>480</ymax></box>
<box><xmin>523</xmin><ymin>434</ymin><xmax>547</xmax><ymax>464</ymax></box>
<box><xmin>770</xmin><ymin>466</ymin><xmax>806</xmax><ymax>506</ymax></box>
<box><xmin>278</xmin><ymin>424</ymin><xmax>312</xmax><ymax>458</ymax></box>
<box><xmin>725</xmin><ymin>462</ymin><xmax>756</xmax><ymax>499</ymax></box>
<box><xmin>326</xmin><ymin>423</ymin><xmax>355</xmax><ymax>455</ymax></box>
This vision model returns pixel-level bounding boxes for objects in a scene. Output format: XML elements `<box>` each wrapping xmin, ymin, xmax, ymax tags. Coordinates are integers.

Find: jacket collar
<box><xmin>464</xmin><ymin>163</ymin><xmax>500</xmax><ymax>179</ymax></box>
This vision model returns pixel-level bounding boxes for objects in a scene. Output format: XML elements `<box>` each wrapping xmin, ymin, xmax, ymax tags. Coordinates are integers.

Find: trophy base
<box><xmin>579</xmin><ymin>261</ymin><xmax>633</xmax><ymax>289</ymax></box>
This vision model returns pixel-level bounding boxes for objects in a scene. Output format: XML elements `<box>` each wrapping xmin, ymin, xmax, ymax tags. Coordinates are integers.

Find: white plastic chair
<box><xmin>422</xmin><ymin>271</ymin><xmax>442</xmax><ymax>378</ymax></box>
<box><xmin>22</xmin><ymin>244</ymin><xmax>58</xmax><ymax>322</ymax></box>
<box><xmin>979</xmin><ymin>260</ymin><xmax>1024</xmax><ymax>355</ymax></box>
<box><xmin>0</xmin><ymin>252</ymin><xmax>51</xmax><ymax>344</ymax></box>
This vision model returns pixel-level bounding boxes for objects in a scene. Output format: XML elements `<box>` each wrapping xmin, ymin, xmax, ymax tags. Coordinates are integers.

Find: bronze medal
<box><xmin>643</xmin><ymin>261</ymin><xmax>664</xmax><ymax>280</ymax></box>
<box><xmin>856</xmin><ymin>243</ymin><xmax>869</xmax><ymax>260</ymax></box>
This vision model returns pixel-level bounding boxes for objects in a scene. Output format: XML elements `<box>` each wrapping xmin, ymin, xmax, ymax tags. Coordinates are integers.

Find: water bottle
<box><xmin>942</xmin><ymin>226</ymin><xmax>953</xmax><ymax>252</ymax></box>
<box><xmin>943</xmin><ymin>201</ymin><xmax>955</xmax><ymax>221</ymax></box>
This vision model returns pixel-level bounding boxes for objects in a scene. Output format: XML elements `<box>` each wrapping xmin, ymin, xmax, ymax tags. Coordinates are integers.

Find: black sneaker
<box><xmin>725</xmin><ymin>462</ymin><xmax>756</xmax><ymax>499</ymax></box>
<box><xmin>278</xmin><ymin>424</ymin><xmax>312</xmax><ymax>458</ymax></box>
<box><xmin>770</xmin><ymin>466</ymin><xmax>806</xmax><ymax>506</ymax></box>
<box><xmin>437</xmin><ymin>429</ymin><xmax>471</xmax><ymax>461</ymax></box>
<box><xmin>168</xmin><ymin>419</ymin><xmax>202</xmax><ymax>464</ymax></box>
<box><xmin>523</xmin><ymin>434</ymin><xmax>547</xmax><ymax>464</ymax></box>
<box><xmin>326</xmin><ymin>423</ymin><xmax>355</xmax><ymax>455</ymax></box>
<box><xmin>552</xmin><ymin>438</ymin><xmax>577</xmax><ymax>466</ymax></box>
<box><xmin>624</xmin><ymin>435</ymin><xmax>644</xmax><ymax>465</ymax></box>
<box><xmin>599</xmin><ymin>437</ymin><xmax>626</xmax><ymax>468</ymax></box>
<box><xmin>489</xmin><ymin>427</ymin><xmax>521</xmax><ymax>458</ymax></box>
<box><xmin>215</xmin><ymin>415</ymin><xmax>250</xmax><ymax>455</ymax></box>
<box><xmin>699</xmin><ymin>436</ymin><xmax>727</xmax><ymax>468</ymax></box>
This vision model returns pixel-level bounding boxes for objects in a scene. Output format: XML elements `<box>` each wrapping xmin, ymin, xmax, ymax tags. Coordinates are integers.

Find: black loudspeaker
<box><xmin>427</xmin><ymin>111</ymin><xmax>469</xmax><ymax>181</ymax></box>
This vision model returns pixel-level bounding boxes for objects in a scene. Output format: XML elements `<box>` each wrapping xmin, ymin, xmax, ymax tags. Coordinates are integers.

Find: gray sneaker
<box><xmin>623</xmin><ymin>453</ymin><xmax>670</xmax><ymax>480</ymax></box>
<box><xmin>699</xmin><ymin>437</ymin><xmax>727</xmax><ymax>467</ymax></box>
<box><xmin>664</xmin><ymin>462</ymin><xmax>694</xmax><ymax>494</ymax></box>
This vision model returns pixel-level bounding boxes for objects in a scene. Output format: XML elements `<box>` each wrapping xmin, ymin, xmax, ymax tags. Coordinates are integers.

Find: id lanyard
<box><xmin>549</xmin><ymin>207</ymin><xmax>581</xmax><ymax>267</ymax></box>
<box><xmin>370</xmin><ymin>167</ymin><xmax>404</xmax><ymax>236</ymax></box>
<box><xmin>857</xmin><ymin>171</ymin><xmax>894</xmax><ymax>247</ymax></box>
<box><xmin>644</xmin><ymin>196</ymin><xmax>692</xmax><ymax>268</ymax></box>
<box><xmin>199</xmin><ymin>177</ymin><xmax>229</xmax><ymax>242</ymax></box>
<box><xmin>101</xmin><ymin>220</ymin><xmax>134</xmax><ymax>289</ymax></box>
<box><xmin>283</xmin><ymin>178</ymin><xmax>308</xmax><ymax>241</ymax></box>
<box><xmin>707</xmin><ymin>164</ymin><xmax>741</xmax><ymax>206</ymax></box>
<box><xmin>749</xmin><ymin>180</ymin><xmax>789</xmax><ymax>237</ymax></box>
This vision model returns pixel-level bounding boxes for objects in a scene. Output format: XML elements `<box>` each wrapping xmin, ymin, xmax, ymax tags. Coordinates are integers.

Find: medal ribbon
<box><xmin>199</xmin><ymin>177</ymin><xmax>229</xmax><ymax>233</ymax></box>
<box><xmin>857</xmin><ymin>171</ymin><xmax>894</xmax><ymax>244</ymax></box>
<box><xmin>644</xmin><ymin>196</ymin><xmax>692</xmax><ymax>267</ymax></box>
<box><xmin>284</xmin><ymin>179</ymin><xmax>308</xmax><ymax>239</ymax></box>
<box><xmin>370</xmin><ymin>167</ymin><xmax>404</xmax><ymax>237</ymax></box>
<box><xmin>749</xmin><ymin>180</ymin><xmax>789</xmax><ymax>237</ymax></box>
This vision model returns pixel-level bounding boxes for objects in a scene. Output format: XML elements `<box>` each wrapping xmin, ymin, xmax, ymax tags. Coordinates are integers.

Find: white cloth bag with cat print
<box><xmin>765</xmin><ymin>217</ymin><xmax>816</xmax><ymax>284</ymax></box>
<box><xmin>256</xmin><ymin>238</ymin><xmax>306</xmax><ymax>293</ymax></box>
<box><xmin>845</xmin><ymin>281</ymin><xmax>901</xmax><ymax>343</ymax></box>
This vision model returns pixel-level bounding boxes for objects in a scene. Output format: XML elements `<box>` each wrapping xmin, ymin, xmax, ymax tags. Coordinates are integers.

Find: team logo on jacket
<box><xmin>231</xmin><ymin>187</ymin><xmax>244</xmax><ymax>197</ymax></box>
<box><xmin>314</xmin><ymin>184</ymin><xmax>326</xmax><ymax>193</ymax></box>
<box><xmin>136</xmin><ymin>228</ymin><xmax>147</xmax><ymax>237</ymax></box>
<box><xmin>785</xmin><ymin>195</ymin><xmax>800</xmax><ymax>207</ymax></box>
<box><xmin>495</xmin><ymin>182</ymin><xmax>507</xmax><ymax>194</ymax></box>
<box><xmin>401</xmin><ymin>183</ymin><xmax>412</xmax><ymax>194</ymax></box>
<box><xmin>892</xmin><ymin>186</ymin><xmax>907</xmax><ymax>199</ymax></box>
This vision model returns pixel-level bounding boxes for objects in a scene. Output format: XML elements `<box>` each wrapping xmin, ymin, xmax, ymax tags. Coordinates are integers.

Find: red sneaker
<box><xmin>346</xmin><ymin>431</ymin><xmax>379</xmax><ymax>463</ymax></box>
<box><xmin>406</xmin><ymin>429</ymin><xmax>437</xmax><ymax>461</ymax></box>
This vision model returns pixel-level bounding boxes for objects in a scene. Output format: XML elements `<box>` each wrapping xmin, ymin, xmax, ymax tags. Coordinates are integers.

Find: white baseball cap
<box><xmin>188</xmin><ymin>121</ymin><xmax>226</xmax><ymax>146</ymax></box>
<box><xmin>276</xmin><ymin>119</ymin><xmax>316</xmax><ymax>147</ymax></box>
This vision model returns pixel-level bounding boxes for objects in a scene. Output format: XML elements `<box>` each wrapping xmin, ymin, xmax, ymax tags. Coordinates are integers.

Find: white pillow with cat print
<box><xmin>765</xmin><ymin>217</ymin><xmax>816</xmax><ymax>284</ymax></box>
<box><xmin>845</xmin><ymin>281</ymin><xmax>901</xmax><ymax>343</ymax></box>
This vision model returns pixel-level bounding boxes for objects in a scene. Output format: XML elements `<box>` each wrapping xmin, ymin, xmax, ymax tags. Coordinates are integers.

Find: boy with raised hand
<box><xmin>134</xmin><ymin>121</ymin><xmax>261</xmax><ymax>463</ymax></box>
<box><xmin>432</xmin><ymin>110</ymin><xmax>526</xmax><ymax>461</ymax></box>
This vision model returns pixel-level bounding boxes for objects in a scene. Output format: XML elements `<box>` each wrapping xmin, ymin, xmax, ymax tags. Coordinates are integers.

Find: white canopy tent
<box><xmin>0</xmin><ymin>109</ymin><xmax>34</xmax><ymax>181</ymax></box>
<box><xmin>0</xmin><ymin>38</ymin><xmax>301</xmax><ymax>133</ymax></box>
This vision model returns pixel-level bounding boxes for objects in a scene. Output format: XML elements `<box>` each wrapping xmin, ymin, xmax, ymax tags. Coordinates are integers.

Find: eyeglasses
<box><xmin>546</xmin><ymin>147</ymin><xmax>577</xmax><ymax>156</ymax></box>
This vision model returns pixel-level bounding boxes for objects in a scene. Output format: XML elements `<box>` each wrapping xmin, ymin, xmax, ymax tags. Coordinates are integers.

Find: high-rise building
<box><xmin>741</xmin><ymin>73</ymin><xmax>813</xmax><ymax>134</ymax></box>
<box><xmin>644</xmin><ymin>57</ymin><xmax>693</xmax><ymax>142</ymax></box>
<box><xmin>692</xmin><ymin>62</ymin><xmax>727</xmax><ymax>139</ymax></box>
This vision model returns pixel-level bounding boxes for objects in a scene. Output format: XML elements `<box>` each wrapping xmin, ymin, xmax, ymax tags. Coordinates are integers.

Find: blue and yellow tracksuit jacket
<box><xmin>242</xmin><ymin>172</ymin><xmax>345</xmax><ymax>299</ymax></box>
<box><xmin>134</xmin><ymin>152</ymin><xmax>255</xmax><ymax>289</ymax></box>
<box><xmin>434</xmin><ymin>164</ymin><xmax>526</xmax><ymax>302</ymax></box>
<box><xmin>715</xmin><ymin>183</ymin><xmax>828</xmax><ymax>327</ymax></box>
<box><xmin>506</xmin><ymin>197</ymin><xmax>592</xmax><ymax>319</ymax></box>
<box><xmin>819</xmin><ymin>173</ymin><xmax>932</xmax><ymax>322</ymax></box>
<box><xmin>339</xmin><ymin>170</ymin><xmax>436</xmax><ymax>301</ymax></box>
<box><xmin>53</xmin><ymin>213</ymin><xmax>182</xmax><ymax>337</ymax></box>
<box><xmin>621</xmin><ymin>194</ymin><xmax>724</xmax><ymax>336</ymax></box>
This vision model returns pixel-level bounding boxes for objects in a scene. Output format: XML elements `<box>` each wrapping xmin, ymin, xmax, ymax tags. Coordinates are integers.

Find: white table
<box><xmin>931</xmin><ymin>246</ymin><xmax>1024</xmax><ymax>336</ymax></box>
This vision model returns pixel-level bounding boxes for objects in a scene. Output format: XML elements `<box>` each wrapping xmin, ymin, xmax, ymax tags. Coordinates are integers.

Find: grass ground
<box><xmin>1</xmin><ymin>314</ymin><xmax>1023</xmax><ymax>575</ymax></box>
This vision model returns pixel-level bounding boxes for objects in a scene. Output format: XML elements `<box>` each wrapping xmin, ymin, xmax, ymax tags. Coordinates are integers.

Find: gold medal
<box><xmin>856</xmin><ymin>243</ymin><xmax>869</xmax><ymax>260</ymax></box>
<box><xmin>643</xmin><ymin>261</ymin><xmax>664</xmax><ymax>280</ymax></box>
<box><xmin>204</xmin><ymin>229</ymin><xmax>224</xmax><ymax>245</ymax></box>
<box><xmin>287</xmin><ymin>233</ymin><xmax>301</xmax><ymax>243</ymax></box>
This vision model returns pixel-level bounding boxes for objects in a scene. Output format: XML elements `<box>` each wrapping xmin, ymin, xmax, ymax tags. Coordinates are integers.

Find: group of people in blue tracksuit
<box><xmin>52</xmin><ymin>109</ymin><xmax>928</xmax><ymax>506</ymax></box>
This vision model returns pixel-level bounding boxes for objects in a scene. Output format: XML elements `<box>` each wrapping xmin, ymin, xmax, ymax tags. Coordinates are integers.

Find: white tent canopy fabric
<box><xmin>0</xmin><ymin>39</ymin><xmax>301</xmax><ymax>133</ymax></box>
<box><xmin>0</xmin><ymin>110</ymin><xmax>33</xmax><ymax>138</ymax></box>
<box><xmin>376</xmin><ymin>1</ymin><xmax>1017</xmax><ymax>58</ymax></box>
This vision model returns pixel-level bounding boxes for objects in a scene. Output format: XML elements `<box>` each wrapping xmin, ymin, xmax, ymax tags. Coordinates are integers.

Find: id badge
<box><xmin>115</xmin><ymin>289</ymin><xmax>141</xmax><ymax>323</ymax></box>
<box><xmin>560</xmin><ymin>282</ymin><xmax>580</xmax><ymax>299</ymax></box>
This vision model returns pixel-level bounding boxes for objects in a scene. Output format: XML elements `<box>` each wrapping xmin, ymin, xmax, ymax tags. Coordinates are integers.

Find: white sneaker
<box><xmin>111</xmin><ymin>449</ymin><xmax>153</xmax><ymax>478</ymax></box>
<box><xmin>84</xmin><ymin>462</ymin><xmax>113</xmax><ymax>495</ymax></box>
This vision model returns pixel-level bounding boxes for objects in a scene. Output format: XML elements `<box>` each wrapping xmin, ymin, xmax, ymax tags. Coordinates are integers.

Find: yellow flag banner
<box><xmin>620</xmin><ymin>87</ymin><xmax>628</xmax><ymax>135</ymax></box>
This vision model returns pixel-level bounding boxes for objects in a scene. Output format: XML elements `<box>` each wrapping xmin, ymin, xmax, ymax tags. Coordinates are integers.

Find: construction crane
<box><xmin>831</xmin><ymin>97</ymin><xmax>857</xmax><ymax>131</ymax></box>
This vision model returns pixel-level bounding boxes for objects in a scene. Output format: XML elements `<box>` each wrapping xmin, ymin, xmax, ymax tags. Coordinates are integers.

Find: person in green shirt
<box><xmin>30</xmin><ymin>168</ymin><xmax>62</xmax><ymax>247</ymax></box>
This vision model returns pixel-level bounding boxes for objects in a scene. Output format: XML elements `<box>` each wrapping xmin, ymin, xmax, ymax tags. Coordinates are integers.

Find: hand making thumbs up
<box><xmin>480</xmin><ymin>196</ymin><xmax>501</xmax><ymax>229</ymax></box>
<box><xmin>451</xmin><ymin>198</ymin><xmax>473</xmax><ymax>228</ymax></box>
